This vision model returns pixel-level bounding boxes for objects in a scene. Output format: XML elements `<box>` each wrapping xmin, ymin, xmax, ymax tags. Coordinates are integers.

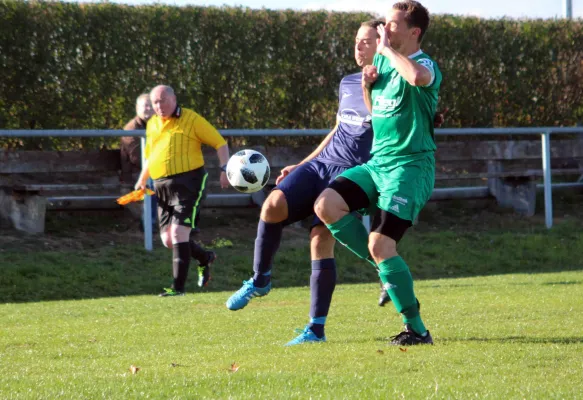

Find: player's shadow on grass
<box><xmin>372</xmin><ymin>336</ymin><xmax>583</xmax><ymax>345</ymax></box>
<box><xmin>435</xmin><ymin>336</ymin><xmax>583</xmax><ymax>345</ymax></box>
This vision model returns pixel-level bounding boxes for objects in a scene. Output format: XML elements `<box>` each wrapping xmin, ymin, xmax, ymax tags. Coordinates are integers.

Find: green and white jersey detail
<box><xmin>370</xmin><ymin>50</ymin><xmax>442</xmax><ymax>164</ymax></box>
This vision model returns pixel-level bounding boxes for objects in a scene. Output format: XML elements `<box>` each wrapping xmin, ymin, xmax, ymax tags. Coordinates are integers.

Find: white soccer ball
<box><xmin>226</xmin><ymin>149</ymin><xmax>270</xmax><ymax>193</ymax></box>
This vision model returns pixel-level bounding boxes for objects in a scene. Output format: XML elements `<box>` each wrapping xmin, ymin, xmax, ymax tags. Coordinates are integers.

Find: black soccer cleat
<box><xmin>389</xmin><ymin>324</ymin><xmax>433</xmax><ymax>346</ymax></box>
<box><xmin>197</xmin><ymin>251</ymin><xmax>216</xmax><ymax>287</ymax></box>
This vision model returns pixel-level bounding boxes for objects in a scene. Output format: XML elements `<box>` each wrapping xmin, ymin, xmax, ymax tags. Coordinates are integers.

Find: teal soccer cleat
<box><xmin>226</xmin><ymin>279</ymin><xmax>271</xmax><ymax>310</ymax></box>
<box><xmin>284</xmin><ymin>326</ymin><xmax>326</xmax><ymax>346</ymax></box>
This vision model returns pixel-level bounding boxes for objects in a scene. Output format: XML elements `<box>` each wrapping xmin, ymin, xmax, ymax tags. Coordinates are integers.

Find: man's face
<box><xmin>136</xmin><ymin>97</ymin><xmax>153</xmax><ymax>121</ymax></box>
<box><xmin>151</xmin><ymin>89</ymin><xmax>177</xmax><ymax>119</ymax></box>
<box><xmin>385</xmin><ymin>9</ymin><xmax>418</xmax><ymax>50</ymax></box>
<box><xmin>354</xmin><ymin>26</ymin><xmax>378</xmax><ymax>67</ymax></box>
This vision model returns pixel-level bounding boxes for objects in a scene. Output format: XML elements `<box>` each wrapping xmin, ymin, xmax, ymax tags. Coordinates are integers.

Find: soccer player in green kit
<box><xmin>314</xmin><ymin>0</ymin><xmax>441</xmax><ymax>345</ymax></box>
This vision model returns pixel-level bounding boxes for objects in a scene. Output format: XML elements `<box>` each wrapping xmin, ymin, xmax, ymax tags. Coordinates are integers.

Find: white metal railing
<box><xmin>2</xmin><ymin>127</ymin><xmax>583</xmax><ymax>251</ymax></box>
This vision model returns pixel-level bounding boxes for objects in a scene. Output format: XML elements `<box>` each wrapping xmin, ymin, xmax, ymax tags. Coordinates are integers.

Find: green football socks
<box><xmin>378</xmin><ymin>256</ymin><xmax>427</xmax><ymax>336</ymax></box>
<box><xmin>326</xmin><ymin>213</ymin><xmax>376</xmax><ymax>268</ymax></box>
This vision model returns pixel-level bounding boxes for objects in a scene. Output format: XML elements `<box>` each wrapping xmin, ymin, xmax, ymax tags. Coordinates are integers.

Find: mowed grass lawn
<box><xmin>1</xmin><ymin>194</ymin><xmax>582</xmax><ymax>398</ymax></box>
<box><xmin>1</xmin><ymin>273</ymin><xmax>582</xmax><ymax>399</ymax></box>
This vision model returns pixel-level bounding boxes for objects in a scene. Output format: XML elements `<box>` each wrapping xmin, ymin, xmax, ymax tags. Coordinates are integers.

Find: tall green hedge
<box><xmin>0</xmin><ymin>1</ymin><xmax>582</xmax><ymax>149</ymax></box>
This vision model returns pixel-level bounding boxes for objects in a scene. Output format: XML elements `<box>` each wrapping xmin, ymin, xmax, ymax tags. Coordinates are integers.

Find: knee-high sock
<box><xmin>308</xmin><ymin>259</ymin><xmax>337</xmax><ymax>338</ymax></box>
<box><xmin>189</xmin><ymin>239</ymin><xmax>210</xmax><ymax>265</ymax></box>
<box><xmin>378</xmin><ymin>256</ymin><xmax>427</xmax><ymax>335</ymax></box>
<box><xmin>172</xmin><ymin>242</ymin><xmax>192</xmax><ymax>292</ymax></box>
<box><xmin>252</xmin><ymin>219</ymin><xmax>283</xmax><ymax>287</ymax></box>
<box><xmin>326</xmin><ymin>213</ymin><xmax>375</xmax><ymax>267</ymax></box>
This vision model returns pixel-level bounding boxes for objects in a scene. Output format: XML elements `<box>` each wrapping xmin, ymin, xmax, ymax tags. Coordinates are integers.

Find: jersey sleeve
<box><xmin>417</xmin><ymin>57</ymin><xmax>438</xmax><ymax>88</ymax></box>
<box><xmin>192</xmin><ymin>113</ymin><xmax>227</xmax><ymax>149</ymax></box>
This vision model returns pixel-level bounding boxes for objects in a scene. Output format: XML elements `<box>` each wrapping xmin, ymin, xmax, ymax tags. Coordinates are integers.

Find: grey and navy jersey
<box><xmin>315</xmin><ymin>72</ymin><xmax>373</xmax><ymax>168</ymax></box>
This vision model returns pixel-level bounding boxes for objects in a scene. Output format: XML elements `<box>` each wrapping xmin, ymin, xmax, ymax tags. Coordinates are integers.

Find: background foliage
<box><xmin>0</xmin><ymin>1</ymin><xmax>582</xmax><ymax>148</ymax></box>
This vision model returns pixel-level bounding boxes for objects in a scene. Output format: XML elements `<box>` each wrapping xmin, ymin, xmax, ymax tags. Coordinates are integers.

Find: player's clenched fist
<box><xmin>362</xmin><ymin>65</ymin><xmax>378</xmax><ymax>88</ymax></box>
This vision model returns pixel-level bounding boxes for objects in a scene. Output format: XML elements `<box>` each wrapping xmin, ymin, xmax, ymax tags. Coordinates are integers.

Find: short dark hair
<box><xmin>361</xmin><ymin>19</ymin><xmax>385</xmax><ymax>30</ymax></box>
<box><xmin>360</xmin><ymin>19</ymin><xmax>385</xmax><ymax>38</ymax></box>
<box><xmin>392</xmin><ymin>1</ymin><xmax>430</xmax><ymax>42</ymax></box>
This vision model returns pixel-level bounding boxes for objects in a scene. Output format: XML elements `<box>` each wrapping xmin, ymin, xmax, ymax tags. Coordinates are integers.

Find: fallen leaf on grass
<box><xmin>229</xmin><ymin>363</ymin><xmax>240</xmax><ymax>373</ymax></box>
<box><xmin>130</xmin><ymin>365</ymin><xmax>140</xmax><ymax>374</ymax></box>
<box><xmin>399</xmin><ymin>347</ymin><xmax>407</xmax><ymax>352</ymax></box>
<box><xmin>171</xmin><ymin>363</ymin><xmax>180</xmax><ymax>368</ymax></box>
<box><xmin>376</xmin><ymin>349</ymin><xmax>384</xmax><ymax>355</ymax></box>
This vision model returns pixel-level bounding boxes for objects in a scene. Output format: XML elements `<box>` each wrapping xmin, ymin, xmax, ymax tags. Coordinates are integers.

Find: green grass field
<box><xmin>1</xmin><ymin>194</ymin><xmax>582</xmax><ymax>398</ymax></box>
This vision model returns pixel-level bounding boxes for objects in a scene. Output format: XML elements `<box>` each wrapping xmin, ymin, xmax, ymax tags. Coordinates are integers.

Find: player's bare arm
<box><xmin>135</xmin><ymin>160</ymin><xmax>150</xmax><ymax>190</ymax></box>
<box><xmin>276</xmin><ymin>119</ymin><xmax>339</xmax><ymax>185</ymax></box>
<box><xmin>376</xmin><ymin>24</ymin><xmax>432</xmax><ymax>87</ymax></box>
<box><xmin>361</xmin><ymin>65</ymin><xmax>378</xmax><ymax>113</ymax></box>
<box><xmin>216</xmin><ymin>144</ymin><xmax>230</xmax><ymax>188</ymax></box>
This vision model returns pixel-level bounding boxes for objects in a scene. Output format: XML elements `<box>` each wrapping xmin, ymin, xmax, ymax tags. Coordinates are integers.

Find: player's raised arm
<box><xmin>361</xmin><ymin>65</ymin><xmax>378</xmax><ymax>113</ymax></box>
<box><xmin>376</xmin><ymin>24</ymin><xmax>432</xmax><ymax>87</ymax></box>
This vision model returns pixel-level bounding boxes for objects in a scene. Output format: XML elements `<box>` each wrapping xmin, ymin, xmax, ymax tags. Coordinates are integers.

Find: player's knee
<box><xmin>368</xmin><ymin>233</ymin><xmax>397</xmax><ymax>261</ymax></box>
<box><xmin>260</xmin><ymin>190</ymin><xmax>288</xmax><ymax>223</ymax></box>
<box><xmin>169</xmin><ymin>225</ymin><xmax>190</xmax><ymax>244</ymax></box>
<box><xmin>160</xmin><ymin>232</ymin><xmax>172</xmax><ymax>248</ymax></box>
<box><xmin>314</xmin><ymin>190</ymin><xmax>338</xmax><ymax>224</ymax></box>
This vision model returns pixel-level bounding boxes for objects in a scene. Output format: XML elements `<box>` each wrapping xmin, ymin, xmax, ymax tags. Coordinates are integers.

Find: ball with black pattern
<box><xmin>225</xmin><ymin>149</ymin><xmax>271</xmax><ymax>193</ymax></box>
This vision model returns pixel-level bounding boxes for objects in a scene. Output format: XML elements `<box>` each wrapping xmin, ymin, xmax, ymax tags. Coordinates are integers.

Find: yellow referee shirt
<box><xmin>145</xmin><ymin>107</ymin><xmax>227</xmax><ymax>180</ymax></box>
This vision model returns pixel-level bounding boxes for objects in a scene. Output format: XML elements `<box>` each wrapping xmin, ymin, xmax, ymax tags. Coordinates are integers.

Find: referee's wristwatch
<box><xmin>220</xmin><ymin>164</ymin><xmax>227</xmax><ymax>173</ymax></box>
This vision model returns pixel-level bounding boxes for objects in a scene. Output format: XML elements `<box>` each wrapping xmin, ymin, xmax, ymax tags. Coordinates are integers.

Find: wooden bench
<box><xmin>432</xmin><ymin>137</ymin><xmax>583</xmax><ymax>216</ymax></box>
<box><xmin>0</xmin><ymin>147</ymin><xmax>265</xmax><ymax>234</ymax></box>
<box><xmin>2</xmin><ymin>137</ymin><xmax>582</xmax><ymax>234</ymax></box>
<box><xmin>215</xmin><ymin>137</ymin><xmax>583</xmax><ymax>217</ymax></box>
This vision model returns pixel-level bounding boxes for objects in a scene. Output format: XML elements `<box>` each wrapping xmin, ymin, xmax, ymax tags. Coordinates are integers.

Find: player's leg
<box><xmin>307</xmin><ymin>225</ymin><xmax>336</xmax><ymax>338</ymax></box>
<box><xmin>314</xmin><ymin>166</ymin><xmax>377</xmax><ymax>267</ymax></box>
<box><xmin>253</xmin><ymin>189</ymin><xmax>289</xmax><ymax>287</ymax></box>
<box><xmin>166</xmin><ymin>223</ymin><xmax>193</xmax><ymax>295</ymax></box>
<box><xmin>225</xmin><ymin>190</ymin><xmax>287</xmax><ymax>310</ymax></box>
<box><xmin>285</xmin><ymin>224</ymin><xmax>336</xmax><ymax>345</ymax></box>
<box><xmin>184</xmin><ymin>173</ymin><xmax>215</xmax><ymax>288</ymax></box>
<box><xmin>165</xmin><ymin>169</ymin><xmax>213</xmax><ymax>295</ymax></box>
<box><xmin>155</xmin><ymin>182</ymin><xmax>185</xmax><ymax>297</ymax></box>
<box><xmin>227</xmin><ymin>162</ymin><xmax>322</xmax><ymax>311</ymax></box>
<box><xmin>371</xmin><ymin>159</ymin><xmax>434</xmax><ymax>345</ymax></box>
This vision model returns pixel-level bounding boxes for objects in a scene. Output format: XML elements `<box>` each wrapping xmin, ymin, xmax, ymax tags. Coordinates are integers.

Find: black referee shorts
<box><xmin>153</xmin><ymin>167</ymin><xmax>208</xmax><ymax>231</ymax></box>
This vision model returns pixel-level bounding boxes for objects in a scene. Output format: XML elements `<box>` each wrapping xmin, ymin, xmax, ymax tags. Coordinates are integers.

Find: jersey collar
<box><xmin>408</xmin><ymin>49</ymin><xmax>424</xmax><ymax>59</ymax></box>
<box><xmin>171</xmin><ymin>105</ymin><xmax>182</xmax><ymax>118</ymax></box>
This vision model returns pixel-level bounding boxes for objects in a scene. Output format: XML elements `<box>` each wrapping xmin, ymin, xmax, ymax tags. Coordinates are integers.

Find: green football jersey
<box><xmin>370</xmin><ymin>50</ymin><xmax>442</xmax><ymax>163</ymax></box>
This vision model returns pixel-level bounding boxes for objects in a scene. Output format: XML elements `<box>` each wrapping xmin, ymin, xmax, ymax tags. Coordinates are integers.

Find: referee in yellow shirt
<box><xmin>135</xmin><ymin>85</ymin><xmax>230</xmax><ymax>297</ymax></box>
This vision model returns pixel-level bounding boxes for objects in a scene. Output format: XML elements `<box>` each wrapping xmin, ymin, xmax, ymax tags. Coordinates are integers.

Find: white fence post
<box><xmin>541</xmin><ymin>131</ymin><xmax>553</xmax><ymax>229</ymax></box>
<box><xmin>141</xmin><ymin>137</ymin><xmax>153</xmax><ymax>251</ymax></box>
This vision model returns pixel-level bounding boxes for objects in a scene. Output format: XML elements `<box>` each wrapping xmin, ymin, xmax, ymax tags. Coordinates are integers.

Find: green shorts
<box><xmin>340</xmin><ymin>155</ymin><xmax>435</xmax><ymax>222</ymax></box>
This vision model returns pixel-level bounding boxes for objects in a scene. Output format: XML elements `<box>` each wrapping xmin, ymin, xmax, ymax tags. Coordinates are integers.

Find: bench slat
<box><xmin>0</xmin><ymin>150</ymin><xmax>121</xmax><ymax>174</ymax></box>
<box><xmin>4</xmin><ymin>183</ymin><xmax>122</xmax><ymax>192</ymax></box>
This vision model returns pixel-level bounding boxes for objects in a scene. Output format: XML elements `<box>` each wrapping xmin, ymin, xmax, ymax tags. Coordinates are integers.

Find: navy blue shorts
<box><xmin>275</xmin><ymin>160</ymin><xmax>348</xmax><ymax>227</ymax></box>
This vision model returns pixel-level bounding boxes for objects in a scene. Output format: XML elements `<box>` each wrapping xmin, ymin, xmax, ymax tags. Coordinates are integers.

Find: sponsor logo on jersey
<box><xmin>373</xmin><ymin>97</ymin><xmax>401</xmax><ymax>113</ymax></box>
<box><xmin>389</xmin><ymin>204</ymin><xmax>400</xmax><ymax>213</ymax></box>
<box><xmin>339</xmin><ymin>108</ymin><xmax>370</xmax><ymax>126</ymax></box>
<box><xmin>392</xmin><ymin>195</ymin><xmax>408</xmax><ymax>205</ymax></box>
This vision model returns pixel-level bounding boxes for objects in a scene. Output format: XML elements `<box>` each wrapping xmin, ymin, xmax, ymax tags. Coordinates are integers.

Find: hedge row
<box><xmin>0</xmin><ymin>1</ymin><xmax>582</xmax><ymax>149</ymax></box>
